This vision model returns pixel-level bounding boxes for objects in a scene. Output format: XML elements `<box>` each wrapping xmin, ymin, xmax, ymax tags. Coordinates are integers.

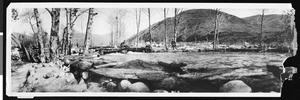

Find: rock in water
<box><xmin>128</xmin><ymin>82</ymin><xmax>150</xmax><ymax>92</ymax></box>
<box><xmin>70</xmin><ymin>60</ymin><xmax>93</xmax><ymax>71</ymax></box>
<box><xmin>117</xmin><ymin>80</ymin><xmax>132</xmax><ymax>92</ymax></box>
<box><xmin>220</xmin><ymin>80</ymin><xmax>252</xmax><ymax>92</ymax></box>
<box><xmin>106</xmin><ymin>82</ymin><xmax>117</xmax><ymax>92</ymax></box>
<box><xmin>63</xmin><ymin>58</ymin><xmax>71</xmax><ymax>66</ymax></box>
<box><xmin>70</xmin><ymin>61</ymin><xmax>93</xmax><ymax>83</ymax></box>
<box><xmin>82</xmin><ymin>71</ymin><xmax>89</xmax><ymax>80</ymax></box>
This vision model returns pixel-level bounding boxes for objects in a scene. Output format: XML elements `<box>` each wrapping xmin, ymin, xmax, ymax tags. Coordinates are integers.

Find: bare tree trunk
<box><xmin>111</xmin><ymin>25</ymin><xmax>114</xmax><ymax>46</ymax></box>
<box><xmin>213</xmin><ymin>9</ymin><xmax>219</xmax><ymax>50</ymax></box>
<box><xmin>11</xmin><ymin>35</ymin><xmax>33</xmax><ymax>62</ymax></box>
<box><xmin>46</xmin><ymin>8</ymin><xmax>60</xmax><ymax>62</ymax></box>
<box><xmin>164</xmin><ymin>8</ymin><xmax>168</xmax><ymax>50</ymax></box>
<box><xmin>63</xmin><ymin>9</ymin><xmax>69</xmax><ymax>55</ymax></box>
<box><xmin>148</xmin><ymin>8</ymin><xmax>151</xmax><ymax>44</ymax></box>
<box><xmin>116</xmin><ymin>16</ymin><xmax>119</xmax><ymax>44</ymax></box>
<box><xmin>33</xmin><ymin>8</ymin><xmax>46</xmax><ymax>63</ymax></box>
<box><xmin>260</xmin><ymin>9</ymin><xmax>265</xmax><ymax>50</ymax></box>
<box><xmin>84</xmin><ymin>8</ymin><xmax>96</xmax><ymax>54</ymax></box>
<box><xmin>135</xmin><ymin>8</ymin><xmax>141</xmax><ymax>47</ymax></box>
<box><xmin>67</xmin><ymin>9</ymin><xmax>75</xmax><ymax>55</ymax></box>
<box><xmin>174</xmin><ymin>8</ymin><xmax>177</xmax><ymax>43</ymax></box>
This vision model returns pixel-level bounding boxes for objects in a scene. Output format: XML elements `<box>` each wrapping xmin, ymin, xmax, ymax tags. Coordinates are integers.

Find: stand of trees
<box><xmin>11</xmin><ymin>8</ymin><xmax>93</xmax><ymax>63</ymax></box>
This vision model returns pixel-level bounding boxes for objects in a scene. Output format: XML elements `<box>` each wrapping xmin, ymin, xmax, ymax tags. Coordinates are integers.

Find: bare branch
<box><xmin>71</xmin><ymin>9</ymin><xmax>89</xmax><ymax>24</ymax></box>
<box><xmin>45</xmin><ymin>8</ymin><xmax>52</xmax><ymax>16</ymax></box>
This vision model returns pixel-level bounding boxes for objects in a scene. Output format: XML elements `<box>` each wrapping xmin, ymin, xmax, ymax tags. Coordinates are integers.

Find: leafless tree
<box><xmin>173</xmin><ymin>8</ymin><xmax>184</xmax><ymax>43</ymax></box>
<box><xmin>213</xmin><ymin>8</ymin><xmax>220</xmax><ymax>50</ymax></box>
<box><xmin>106</xmin><ymin>9</ymin><xmax>128</xmax><ymax>46</ymax></box>
<box><xmin>148</xmin><ymin>8</ymin><xmax>152</xmax><ymax>44</ymax></box>
<box><xmin>19</xmin><ymin>9</ymin><xmax>39</xmax><ymax>45</ymax></box>
<box><xmin>135</xmin><ymin>8</ymin><xmax>142</xmax><ymax>47</ymax></box>
<box><xmin>259</xmin><ymin>9</ymin><xmax>267</xmax><ymax>50</ymax></box>
<box><xmin>33</xmin><ymin>8</ymin><xmax>46</xmax><ymax>63</ymax></box>
<box><xmin>164</xmin><ymin>8</ymin><xmax>168</xmax><ymax>50</ymax></box>
<box><xmin>62</xmin><ymin>8</ymin><xmax>89</xmax><ymax>55</ymax></box>
<box><xmin>45</xmin><ymin>8</ymin><xmax>60</xmax><ymax>61</ymax></box>
<box><xmin>83</xmin><ymin>8</ymin><xmax>97</xmax><ymax>54</ymax></box>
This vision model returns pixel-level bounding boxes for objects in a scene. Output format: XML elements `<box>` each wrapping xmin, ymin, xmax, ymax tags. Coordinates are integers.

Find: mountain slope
<box><xmin>243</xmin><ymin>14</ymin><xmax>293</xmax><ymax>44</ymax></box>
<box><xmin>243</xmin><ymin>14</ymin><xmax>288</xmax><ymax>32</ymax></box>
<box><xmin>71</xmin><ymin>32</ymin><xmax>111</xmax><ymax>47</ymax></box>
<box><xmin>127</xmin><ymin>9</ymin><xmax>259</xmax><ymax>44</ymax></box>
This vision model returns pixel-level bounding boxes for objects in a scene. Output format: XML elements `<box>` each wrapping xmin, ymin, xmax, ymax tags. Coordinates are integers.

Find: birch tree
<box><xmin>213</xmin><ymin>8</ymin><xmax>220</xmax><ymax>50</ymax></box>
<box><xmin>135</xmin><ymin>8</ymin><xmax>142</xmax><ymax>47</ymax></box>
<box><xmin>45</xmin><ymin>8</ymin><xmax>60</xmax><ymax>61</ymax></box>
<box><xmin>62</xmin><ymin>8</ymin><xmax>88</xmax><ymax>55</ymax></box>
<box><xmin>164</xmin><ymin>8</ymin><xmax>168</xmax><ymax>50</ymax></box>
<box><xmin>83</xmin><ymin>8</ymin><xmax>97</xmax><ymax>54</ymax></box>
<box><xmin>106</xmin><ymin>9</ymin><xmax>128</xmax><ymax>45</ymax></box>
<box><xmin>33</xmin><ymin>8</ymin><xmax>46</xmax><ymax>63</ymax></box>
<box><xmin>173</xmin><ymin>8</ymin><xmax>184</xmax><ymax>43</ymax></box>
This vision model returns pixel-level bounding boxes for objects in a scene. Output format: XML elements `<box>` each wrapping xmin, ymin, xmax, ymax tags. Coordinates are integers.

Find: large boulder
<box><xmin>63</xmin><ymin>58</ymin><xmax>71</xmax><ymax>66</ymax></box>
<box><xmin>157</xmin><ymin>77</ymin><xmax>189</xmax><ymax>91</ymax></box>
<box><xmin>128</xmin><ymin>82</ymin><xmax>150</xmax><ymax>92</ymax></box>
<box><xmin>117</xmin><ymin>80</ymin><xmax>132</xmax><ymax>92</ymax></box>
<box><xmin>220</xmin><ymin>80</ymin><xmax>252</xmax><ymax>92</ymax></box>
<box><xmin>82</xmin><ymin>71</ymin><xmax>89</xmax><ymax>80</ymax></box>
<box><xmin>106</xmin><ymin>82</ymin><xmax>117</xmax><ymax>92</ymax></box>
<box><xmin>69</xmin><ymin>60</ymin><xmax>93</xmax><ymax>83</ymax></box>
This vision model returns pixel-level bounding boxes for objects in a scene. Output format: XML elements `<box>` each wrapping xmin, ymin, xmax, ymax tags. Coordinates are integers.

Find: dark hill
<box><xmin>127</xmin><ymin>9</ymin><xmax>293</xmax><ymax>45</ymax></box>
<box><xmin>127</xmin><ymin>9</ymin><xmax>259</xmax><ymax>44</ymax></box>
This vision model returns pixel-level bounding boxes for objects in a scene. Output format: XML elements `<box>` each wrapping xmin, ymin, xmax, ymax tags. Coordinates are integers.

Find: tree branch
<box><xmin>29</xmin><ymin>21</ymin><xmax>36</xmax><ymax>34</ymax></box>
<box><xmin>11</xmin><ymin>34</ymin><xmax>22</xmax><ymax>48</ymax></box>
<box><xmin>71</xmin><ymin>9</ymin><xmax>89</xmax><ymax>25</ymax></box>
<box><xmin>45</xmin><ymin>8</ymin><xmax>52</xmax><ymax>16</ymax></box>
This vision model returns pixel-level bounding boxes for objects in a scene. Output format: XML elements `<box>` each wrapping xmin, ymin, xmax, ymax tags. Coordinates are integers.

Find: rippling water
<box><xmin>100</xmin><ymin>52</ymin><xmax>290</xmax><ymax>66</ymax></box>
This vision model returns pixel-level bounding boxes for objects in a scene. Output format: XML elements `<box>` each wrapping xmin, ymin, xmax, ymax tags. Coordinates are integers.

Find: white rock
<box><xmin>153</xmin><ymin>89</ymin><xmax>168</xmax><ymax>93</ymax></box>
<box><xmin>82</xmin><ymin>71</ymin><xmax>89</xmax><ymax>79</ymax></box>
<box><xmin>128</xmin><ymin>82</ymin><xmax>149</xmax><ymax>92</ymax></box>
<box><xmin>117</xmin><ymin>80</ymin><xmax>132</xmax><ymax>92</ymax></box>
<box><xmin>220</xmin><ymin>80</ymin><xmax>252</xmax><ymax>92</ymax></box>
<box><xmin>63</xmin><ymin>58</ymin><xmax>71</xmax><ymax>65</ymax></box>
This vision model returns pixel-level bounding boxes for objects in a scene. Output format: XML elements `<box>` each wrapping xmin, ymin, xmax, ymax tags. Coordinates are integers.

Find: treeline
<box><xmin>11</xmin><ymin>8</ymin><xmax>97</xmax><ymax>63</ymax></box>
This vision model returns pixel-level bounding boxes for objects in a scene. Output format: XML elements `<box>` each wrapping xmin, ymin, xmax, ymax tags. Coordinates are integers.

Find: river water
<box><xmin>100</xmin><ymin>52</ymin><xmax>290</xmax><ymax>67</ymax></box>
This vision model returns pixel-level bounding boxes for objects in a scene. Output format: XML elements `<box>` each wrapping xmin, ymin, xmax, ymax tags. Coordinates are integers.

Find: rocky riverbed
<box><xmin>11</xmin><ymin>52</ymin><xmax>290</xmax><ymax>93</ymax></box>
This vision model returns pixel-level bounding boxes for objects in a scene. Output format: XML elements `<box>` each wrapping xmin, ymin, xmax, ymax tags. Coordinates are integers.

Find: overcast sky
<box><xmin>8</xmin><ymin>3</ymin><xmax>292</xmax><ymax>41</ymax></box>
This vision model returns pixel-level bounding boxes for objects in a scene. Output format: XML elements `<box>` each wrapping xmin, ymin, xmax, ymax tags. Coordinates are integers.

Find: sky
<box><xmin>8</xmin><ymin>3</ymin><xmax>293</xmax><ymax>41</ymax></box>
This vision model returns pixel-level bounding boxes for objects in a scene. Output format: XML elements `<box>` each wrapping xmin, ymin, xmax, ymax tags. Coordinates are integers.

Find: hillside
<box><xmin>127</xmin><ymin>9</ymin><xmax>293</xmax><ymax>45</ymax></box>
<box><xmin>71</xmin><ymin>32</ymin><xmax>111</xmax><ymax>47</ymax></box>
<box><xmin>243</xmin><ymin>14</ymin><xmax>294</xmax><ymax>45</ymax></box>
